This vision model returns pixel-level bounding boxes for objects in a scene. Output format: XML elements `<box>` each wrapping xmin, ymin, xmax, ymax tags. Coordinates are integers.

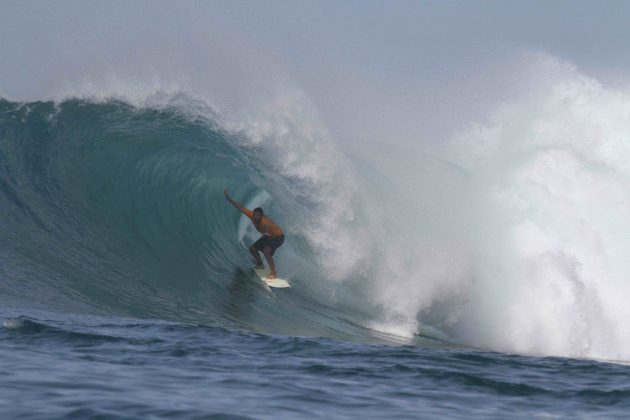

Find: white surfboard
<box><xmin>254</xmin><ymin>268</ymin><xmax>291</xmax><ymax>289</ymax></box>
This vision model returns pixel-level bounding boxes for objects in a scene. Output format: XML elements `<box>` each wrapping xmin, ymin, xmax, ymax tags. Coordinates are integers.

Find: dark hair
<box><xmin>253</xmin><ymin>207</ymin><xmax>264</xmax><ymax>215</ymax></box>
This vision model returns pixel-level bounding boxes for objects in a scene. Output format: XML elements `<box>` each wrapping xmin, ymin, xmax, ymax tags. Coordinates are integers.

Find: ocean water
<box><xmin>3</xmin><ymin>92</ymin><xmax>630</xmax><ymax>418</ymax></box>
<box><xmin>3</xmin><ymin>310</ymin><xmax>630</xmax><ymax>418</ymax></box>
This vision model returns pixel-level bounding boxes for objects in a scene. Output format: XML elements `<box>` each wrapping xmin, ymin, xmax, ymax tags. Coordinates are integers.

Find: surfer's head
<box><xmin>253</xmin><ymin>207</ymin><xmax>263</xmax><ymax>223</ymax></box>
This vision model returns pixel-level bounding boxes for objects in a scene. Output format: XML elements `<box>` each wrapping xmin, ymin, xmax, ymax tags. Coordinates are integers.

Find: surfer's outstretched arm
<box><xmin>224</xmin><ymin>190</ymin><xmax>248</xmax><ymax>214</ymax></box>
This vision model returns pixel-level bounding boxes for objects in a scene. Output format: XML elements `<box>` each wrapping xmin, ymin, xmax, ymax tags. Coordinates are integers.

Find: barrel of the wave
<box><xmin>224</xmin><ymin>190</ymin><xmax>291</xmax><ymax>289</ymax></box>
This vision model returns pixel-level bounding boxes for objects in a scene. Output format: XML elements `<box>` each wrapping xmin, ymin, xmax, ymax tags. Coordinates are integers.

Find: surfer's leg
<box><xmin>262</xmin><ymin>236</ymin><xmax>283</xmax><ymax>278</ymax></box>
<box><xmin>249</xmin><ymin>245</ymin><xmax>263</xmax><ymax>267</ymax></box>
<box><xmin>262</xmin><ymin>246</ymin><xmax>276</xmax><ymax>277</ymax></box>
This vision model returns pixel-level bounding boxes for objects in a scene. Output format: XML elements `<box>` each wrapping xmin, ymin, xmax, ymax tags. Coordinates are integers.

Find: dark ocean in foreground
<box><xmin>2</xmin><ymin>98</ymin><xmax>630</xmax><ymax>418</ymax></box>
<box><xmin>3</xmin><ymin>309</ymin><xmax>630</xmax><ymax>419</ymax></box>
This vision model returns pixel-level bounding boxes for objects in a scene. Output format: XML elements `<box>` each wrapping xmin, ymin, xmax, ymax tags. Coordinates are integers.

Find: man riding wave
<box><xmin>224</xmin><ymin>190</ymin><xmax>285</xmax><ymax>279</ymax></box>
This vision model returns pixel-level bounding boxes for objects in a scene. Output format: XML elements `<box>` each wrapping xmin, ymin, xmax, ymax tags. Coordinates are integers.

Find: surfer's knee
<box><xmin>249</xmin><ymin>245</ymin><xmax>258</xmax><ymax>253</ymax></box>
<box><xmin>263</xmin><ymin>246</ymin><xmax>272</xmax><ymax>255</ymax></box>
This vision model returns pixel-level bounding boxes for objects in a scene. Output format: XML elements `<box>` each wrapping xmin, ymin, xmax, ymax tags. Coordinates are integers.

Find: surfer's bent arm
<box><xmin>224</xmin><ymin>190</ymin><xmax>247</xmax><ymax>214</ymax></box>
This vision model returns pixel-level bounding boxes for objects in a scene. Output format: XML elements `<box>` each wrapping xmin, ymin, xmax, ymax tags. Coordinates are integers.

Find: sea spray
<box><xmin>442</xmin><ymin>55</ymin><xmax>630</xmax><ymax>359</ymax></box>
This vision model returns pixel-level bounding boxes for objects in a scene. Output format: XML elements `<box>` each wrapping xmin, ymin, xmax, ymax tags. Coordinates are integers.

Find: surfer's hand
<box><xmin>223</xmin><ymin>189</ymin><xmax>229</xmax><ymax>199</ymax></box>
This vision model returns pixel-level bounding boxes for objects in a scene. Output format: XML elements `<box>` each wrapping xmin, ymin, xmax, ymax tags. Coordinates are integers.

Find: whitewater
<box><xmin>3</xmin><ymin>3</ymin><xmax>630</xmax><ymax>417</ymax></box>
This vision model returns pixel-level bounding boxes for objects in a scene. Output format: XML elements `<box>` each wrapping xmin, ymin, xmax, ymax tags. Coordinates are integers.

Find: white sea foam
<box><xmin>329</xmin><ymin>54</ymin><xmax>630</xmax><ymax>361</ymax></box>
<box><xmin>3</xmin><ymin>318</ymin><xmax>25</xmax><ymax>329</ymax></box>
<box><xmin>432</xmin><ymin>55</ymin><xmax>630</xmax><ymax>359</ymax></box>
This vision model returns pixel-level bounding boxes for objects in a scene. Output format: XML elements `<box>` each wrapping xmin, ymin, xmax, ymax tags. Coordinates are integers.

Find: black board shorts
<box><xmin>252</xmin><ymin>235</ymin><xmax>285</xmax><ymax>255</ymax></box>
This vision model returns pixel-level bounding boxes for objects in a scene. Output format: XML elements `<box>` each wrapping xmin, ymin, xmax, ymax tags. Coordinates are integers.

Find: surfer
<box><xmin>224</xmin><ymin>190</ymin><xmax>285</xmax><ymax>279</ymax></box>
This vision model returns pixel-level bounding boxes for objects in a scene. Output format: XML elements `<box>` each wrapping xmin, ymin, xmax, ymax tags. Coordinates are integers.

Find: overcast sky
<box><xmin>2</xmin><ymin>1</ymin><xmax>630</xmax><ymax>146</ymax></box>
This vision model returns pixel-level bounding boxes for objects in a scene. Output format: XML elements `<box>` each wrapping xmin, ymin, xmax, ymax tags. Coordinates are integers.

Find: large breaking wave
<box><xmin>0</xmin><ymin>96</ymin><xmax>387</xmax><ymax>342</ymax></box>
<box><xmin>2</xmin><ymin>54</ymin><xmax>630</xmax><ymax>361</ymax></box>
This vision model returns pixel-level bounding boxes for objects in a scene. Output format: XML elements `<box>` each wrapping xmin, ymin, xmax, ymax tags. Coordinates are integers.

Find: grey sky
<box><xmin>2</xmin><ymin>1</ymin><xmax>629</xmax><ymax>147</ymax></box>
<box><xmin>202</xmin><ymin>0</ymin><xmax>630</xmax><ymax>80</ymax></box>
<box><xmin>3</xmin><ymin>1</ymin><xmax>629</xmax><ymax>85</ymax></box>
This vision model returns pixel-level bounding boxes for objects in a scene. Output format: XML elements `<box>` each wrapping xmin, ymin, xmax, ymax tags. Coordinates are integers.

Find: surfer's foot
<box><xmin>266</xmin><ymin>273</ymin><xmax>277</xmax><ymax>280</ymax></box>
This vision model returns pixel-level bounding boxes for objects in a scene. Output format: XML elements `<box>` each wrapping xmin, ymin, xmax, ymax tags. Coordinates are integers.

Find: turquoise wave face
<box><xmin>0</xmin><ymin>98</ymin><xmax>407</xmax><ymax>344</ymax></box>
<box><xmin>0</xmin><ymin>98</ymin><xmax>247</xmax><ymax>317</ymax></box>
